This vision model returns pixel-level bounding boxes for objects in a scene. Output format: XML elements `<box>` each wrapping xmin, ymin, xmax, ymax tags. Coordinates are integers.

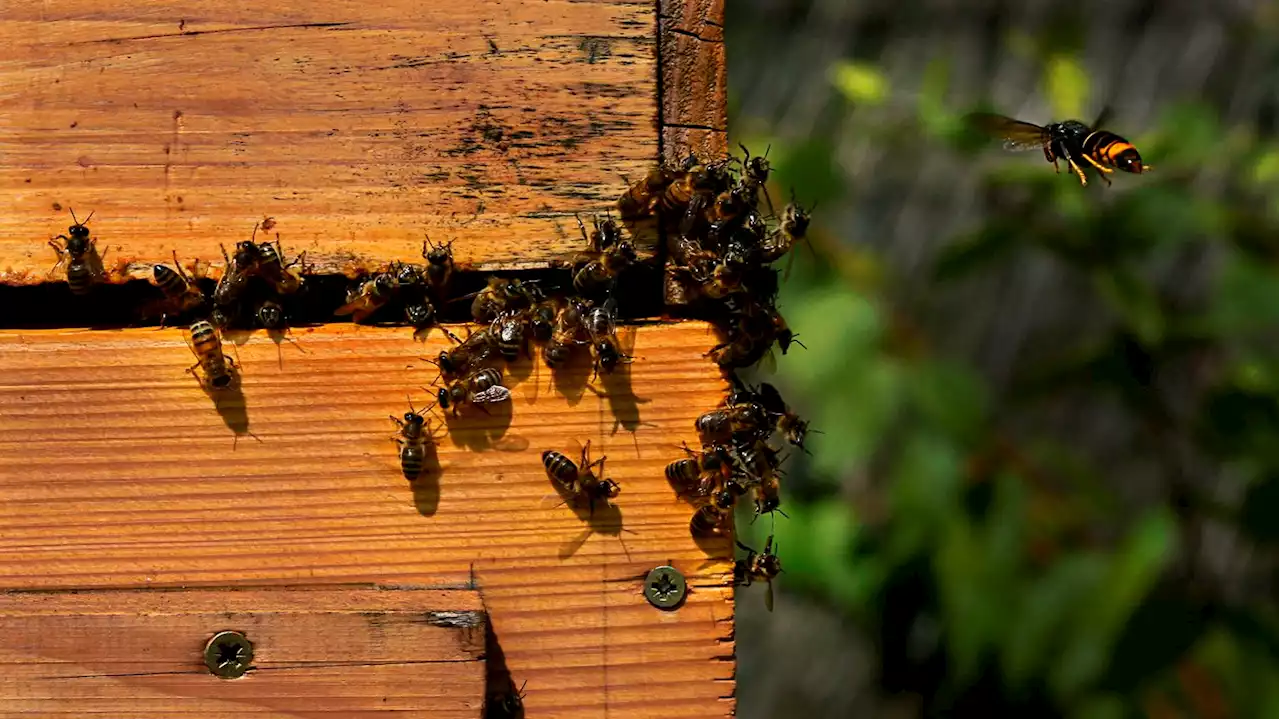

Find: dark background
<box><xmin>725</xmin><ymin>1</ymin><xmax>1278</xmax><ymax>716</ymax></box>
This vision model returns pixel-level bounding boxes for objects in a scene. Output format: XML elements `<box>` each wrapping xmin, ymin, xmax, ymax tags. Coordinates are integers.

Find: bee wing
<box><xmin>965</xmin><ymin>112</ymin><xmax>1047</xmax><ymax>152</ymax></box>
<box><xmin>1091</xmin><ymin>106</ymin><xmax>1113</xmax><ymax>132</ymax></box>
<box><xmin>470</xmin><ymin>385</ymin><xmax>512</xmax><ymax>404</ymax></box>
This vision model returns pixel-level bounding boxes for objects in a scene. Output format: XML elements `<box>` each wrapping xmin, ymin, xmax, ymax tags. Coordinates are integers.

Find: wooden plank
<box><xmin>659</xmin><ymin>0</ymin><xmax>727</xmax><ymax>165</ymax></box>
<box><xmin>0</xmin><ymin>587</ymin><xmax>485</xmax><ymax>717</ymax></box>
<box><xmin>0</xmin><ymin>0</ymin><xmax>659</xmax><ymax>282</ymax></box>
<box><xmin>0</xmin><ymin>321</ymin><xmax>735</xmax><ymax>719</ymax></box>
<box><xmin>658</xmin><ymin>0</ymin><xmax>728</xmax><ymax>307</ymax></box>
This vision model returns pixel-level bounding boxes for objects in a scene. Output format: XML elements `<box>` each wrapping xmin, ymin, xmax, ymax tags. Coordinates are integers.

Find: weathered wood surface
<box><xmin>0</xmin><ymin>0</ymin><xmax>661</xmax><ymax>282</ymax></box>
<box><xmin>659</xmin><ymin>0</ymin><xmax>728</xmax><ymax>166</ymax></box>
<box><xmin>0</xmin><ymin>587</ymin><xmax>485</xmax><ymax>716</ymax></box>
<box><xmin>0</xmin><ymin>321</ymin><xmax>735</xmax><ymax>718</ymax></box>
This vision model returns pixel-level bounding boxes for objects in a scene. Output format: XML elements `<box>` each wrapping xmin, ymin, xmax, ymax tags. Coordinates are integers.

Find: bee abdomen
<box><xmin>153</xmin><ymin>265</ymin><xmax>186</xmax><ymax>297</ymax></box>
<box><xmin>542</xmin><ymin>450</ymin><xmax>579</xmax><ymax>487</ymax></box>
<box><xmin>66</xmin><ymin>263</ymin><xmax>95</xmax><ymax>294</ymax></box>
<box><xmin>1082</xmin><ymin>130</ymin><xmax>1133</xmax><ymax>167</ymax></box>
<box><xmin>400</xmin><ymin>445</ymin><xmax>426</xmax><ymax>480</ymax></box>
<box><xmin>665</xmin><ymin>458</ymin><xmax>699</xmax><ymax>490</ymax></box>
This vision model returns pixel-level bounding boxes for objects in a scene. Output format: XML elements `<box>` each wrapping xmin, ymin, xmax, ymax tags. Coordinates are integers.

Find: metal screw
<box><xmin>204</xmin><ymin>630</ymin><xmax>254</xmax><ymax>679</ymax></box>
<box><xmin>643</xmin><ymin>565</ymin><xmax>686</xmax><ymax>610</ymax></box>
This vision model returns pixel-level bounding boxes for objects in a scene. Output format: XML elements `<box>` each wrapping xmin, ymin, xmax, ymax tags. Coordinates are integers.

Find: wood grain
<box><xmin>659</xmin><ymin>0</ymin><xmax>727</xmax><ymax>166</ymax></box>
<box><xmin>0</xmin><ymin>0</ymin><xmax>659</xmax><ymax>282</ymax></box>
<box><xmin>0</xmin><ymin>321</ymin><xmax>735</xmax><ymax>719</ymax></box>
<box><xmin>659</xmin><ymin>0</ymin><xmax>727</xmax><ymax>307</ymax></box>
<box><xmin>0</xmin><ymin>587</ymin><xmax>485</xmax><ymax>717</ymax></box>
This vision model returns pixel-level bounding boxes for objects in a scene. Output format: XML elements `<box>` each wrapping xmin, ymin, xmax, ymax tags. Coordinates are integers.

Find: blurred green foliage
<box><xmin>737</xmin><ymin>36</ymin><xmax>1277</xmax><ymax>719</ymax></box>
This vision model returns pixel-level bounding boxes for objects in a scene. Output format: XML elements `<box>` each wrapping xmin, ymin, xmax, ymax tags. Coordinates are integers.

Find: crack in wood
<box><xmin>71</xmin><ymin>21</ymin><xmax>353</xmax><ymax>46</ymax></box>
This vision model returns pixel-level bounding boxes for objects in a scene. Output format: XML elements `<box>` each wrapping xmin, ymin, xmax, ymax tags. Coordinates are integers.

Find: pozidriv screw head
<box><xmin>204</xmin><ymin>630</ymin><xmax>254</xmax><ymax>679</ymax></box>
<box><xmin>643</xmin><ymin>565</ymin><xmax>686</xmax><ymax>610</ymax></box>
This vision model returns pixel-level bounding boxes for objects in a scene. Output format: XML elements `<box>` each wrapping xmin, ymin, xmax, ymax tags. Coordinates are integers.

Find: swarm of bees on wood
<box><xmin>42</xmin><ymin>142</ymin><xmax>813</xmax><ymax>614</ymax></box>
<box><xmin>616</xmin><ymin>143</ymin><xmax>816</xmax><ymax>612</ymax></box>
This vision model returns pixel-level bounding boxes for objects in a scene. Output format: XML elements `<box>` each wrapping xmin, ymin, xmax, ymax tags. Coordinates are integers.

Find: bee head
<box><xmin>436</xmin><ymin>387</ymin><xmax>451</xmax><ymax>409</ymax></box>
<box><xmin>257</xmin><ymin>302</ymin><xmax>283</xmax><ymax>329</ymax></box>
<box><xmin>404</xmin><ymin>411</ymin><xmax>425</xmax><ymax>427</ymax></box>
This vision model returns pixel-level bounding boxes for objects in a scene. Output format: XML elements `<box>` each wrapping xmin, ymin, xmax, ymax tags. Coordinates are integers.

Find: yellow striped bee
<box><xmin>389</xmin><ymin>397</ymin><xmax>441</xmax><ymax>481</ymax></box>
<box><xmin>966</xmin><ymin>109</ymin><xmax>1151</xmax><ymax>187</ymax></box>
<box><xmin>47</xmin><ymin>209</ymin><xmax>106</xmax><ymax>295</ymax></box>
<box><xmin>185</xmin><ymin>320</ymin><xmax>237</xmax><ymax>390</ymax></box>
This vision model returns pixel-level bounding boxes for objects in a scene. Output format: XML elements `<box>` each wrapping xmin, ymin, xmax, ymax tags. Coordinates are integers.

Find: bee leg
<box><xmin>223</xmin><ymin>354</ymin><xmax>239</xmax><ymax>370</ymax></box>
<box><xmin>1081</xmin><ymin>154</ymin><xmax>1114</xmax><ymax>185</ymax></box>
<box><xmin>1066</xmin><ymin>159</ymin><xmax>1089</xmax><ymax>186</ymax></box>
<box><xmin>47</xmin><ymin>241</ymin><xmax>67</xmax><ymax>276</ymax></box>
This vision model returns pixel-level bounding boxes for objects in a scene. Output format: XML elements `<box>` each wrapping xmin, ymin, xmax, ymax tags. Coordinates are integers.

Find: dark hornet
<box><xmin>966</xmin><ymin>108</ymin><xmax>1151</xmax><ymax>187</ymax></box>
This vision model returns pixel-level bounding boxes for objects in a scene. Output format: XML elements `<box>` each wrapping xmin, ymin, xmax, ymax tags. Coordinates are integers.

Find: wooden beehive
<box><xmin>0</xmin><ymin>1</ymin><xmax>732</xmax><ymax>717</ymax></box>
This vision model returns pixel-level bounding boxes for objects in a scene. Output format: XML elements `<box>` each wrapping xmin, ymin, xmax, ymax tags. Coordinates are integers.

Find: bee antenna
<box><xmin>68</xmin><ymin>207</ymin><xmax>78</xmax><ymax>225</ymax></box>
<box><xmin>792</xmin><ymin>337</ymin><xmax>808</xmax><ymax>350</ymax></box>
<box><xmin>764</xmin><ymin>144</ymin><xmax>772</xmax><ymax>159</ymax></box>
<box><xmin>776</xmin><ymin>508</ymin><xmax>790</xmax><ymax>519</ymax></box>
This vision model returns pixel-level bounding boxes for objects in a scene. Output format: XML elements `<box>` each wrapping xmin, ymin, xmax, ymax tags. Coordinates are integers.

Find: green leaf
<box><xmin>1044</xmin><ymin>54</ymin><xmax>1089</xmax><ymax>120</ymax></box>
<box><xmin>1002</xmin><ymin>554</ymin><xmax>1109</xmax><ymax>691</ymax></box>
<box><xmin>830</xmin><ymin>60</ymin><xmax>889</xmax><ymax>106</ymax></box>
<box><xmin>1052</xmin><ymin>509</ymin><xmax>1176</xmax><ymax>699</ymax></box>
<box><xmin>1101</xmin><ymin>596</ymin><xmax>1211</xmax><ymax>692</ymax></box>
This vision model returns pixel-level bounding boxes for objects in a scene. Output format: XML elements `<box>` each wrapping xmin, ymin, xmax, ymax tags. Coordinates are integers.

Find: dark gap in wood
<box><xmin>0</xmin><ymin>263</ymin><xmax>667</xmax><ymax>331</ymax></box>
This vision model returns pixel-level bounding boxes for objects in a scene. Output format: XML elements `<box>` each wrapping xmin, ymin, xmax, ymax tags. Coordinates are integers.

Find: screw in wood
<box><xmin>643</xmin><ymin>565</ymin><xmax>687</xmax><ymax>610</ymax></box>
<box><xmin>204</xmin><ymin>630</ymin><xmax>254</xmax><ymax>679</ymax></box>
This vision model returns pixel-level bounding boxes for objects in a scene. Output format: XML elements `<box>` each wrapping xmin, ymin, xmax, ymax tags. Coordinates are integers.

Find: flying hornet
<box><xmin>966</xmin><ymin>108</ymin><xmax>1151</xmax><ymax>187</ymax></box>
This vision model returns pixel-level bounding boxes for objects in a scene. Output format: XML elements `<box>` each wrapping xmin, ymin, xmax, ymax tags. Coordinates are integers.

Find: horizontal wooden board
<box><xmin>0</xmin><ymin>321</ymin><xmax>735</xmax><ymax>719</ymax></box>
<box><xmin>0</xmin><ymin>0</ymin><xmax>660</xmax><ymax>281</ymax></box>
<box><xmin>0</xmin><ymin>587</ymin><xmax>484</xmax><ymax>717</ymax></box>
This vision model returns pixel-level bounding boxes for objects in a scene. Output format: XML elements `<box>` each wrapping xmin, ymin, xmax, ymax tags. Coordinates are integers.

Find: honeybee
<box><xmin>47</xmin><ymin>209</ymin><xmax>106</xmax><ymax>295</ymax></box>
<box><xmin>584</xmin><ymin>298</ymin><xmax>630</xmax><ymax>378</ymax></box>
<box><xmin>759</xmin><ymin>199</ymin><xmax>811</xmax><ymax>265</ymax></box>
<box><xmin>467</xmin><ymin>276</ymin><xmax>538</xmax><ymax>324</ymax></box>
<box><xmin>695</xmin><ymin>404</ymin><xmax>771</xmax><ymax>445</ymax></box>
<box><xmin>437</xmin><ymin>367</ymin><xmax>511</xmax><ymax>415</ymax></box>
<box><xmin>617</xmin><ymin>167</ymin><xmax>672</xmax><ymax>221</ymax></box>
<box><xmin>734</xmin><ymin>535</ymin><xmax>782</xmax><ymax>612</ymax></box>
<box><xmin>491</xmin><ymin>311</ymin><xmax>529</xmax><ymax>362</ymax></box>
<box><xmin>389</xmin><ymin>397</ymin><xmax>441</xmax><ymax>480</ymax></box>
<box><xmin>542</xmin><ymin>440</ymin><xmax>619</xmax><ymax>516</ymax></box>
<box><xmin>735</xmin><ymin>437</ymin><xmax>785</xmax><ymax>517</ymax></box>
<box><xmin>658</xmin><ymin>157</ymin><xmax>730</xmax><ymax>218</ymax></box>
<box><xmin>422</xmin><ymin>234</ymin><xmax>455</xmax><ymax>302</ymax></box>
<box><xmin>753</xmin><ymin>382</ymin><xmax>813</xmax><ymax>452</ymax></box>
<box><xmin>543</xmin><ymin>298</ymin><xmax>588</xmax><ymax>369</ymax></box>
<box><xmin>185</xmin><ymin>319</ymin><xmax>237</xmax><ymax>390</ymax></box>
<box><xmin>674</xmin><ymin>260</ymin><xmax>746</xmax><ymax>302</ymax></box>
<box><xmin>689</xmin><ymin>482</ymin><xmax>744</xmax><ymax>536</ymax></box>
<box><xmin>151</xmin><ymin>250</ymin><xmax>207</xmax><ymax>325</ymax></box>
<box><xmin>735</xmin><ymin>143</ymin><xmax>773</xmax><ymax>213</ymax></box>
<box><xmin>966</xmin><ymin>109</ymin><xmax>1151</xmax><ymax>187</ymax></box>
<box><xmin>213</xmin><ymin>227</ymin><xmax>262</xmax><ymax>308</ymax></box>
<box><xmin>430</xmin><ymin>326</ymin><xmax>498</xmax><ymax>381</ymax></box>
<box><xmin>256</xmin><ymin>236</ymin><xmax>306</xmax><ymax>295</ymax></box>
<box><xmin>665</xmin><ymin>442</ymin><xmax>734</xmax><ymax>500</ymax></box>
<box><xmin>485</xmin><ymin>680</ymin><xmax>527</xmax><ymax>719</ymax></box>
<box><xmin>256</xmin><ymin>299</ymin><xmax>287</xmax><ymax>330</ymax></box>
<box><xmin>334</xmin><ymin>271</ymin><xmax>399</xmax><ymax>323</ymax></box>
<box><xmin>529</xmin><ymin>295</ymin><xmax>559</xmax><ymax>343</ymax></box>
<box><xmin>572</xmin><ymin>213</ymin><xmax>636</xmax><ymax>296</ymax></box>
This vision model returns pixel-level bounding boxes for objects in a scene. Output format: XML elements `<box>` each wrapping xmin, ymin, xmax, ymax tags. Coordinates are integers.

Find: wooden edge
<box><xmin>0</xmin><ymin>586</ymin><xmax>485</xmax><ymax>715</ymax></box>
<box><xmin>659</xmin><ymin>0</ymin><xmax>727</xmax><ymax>308</ymax></box>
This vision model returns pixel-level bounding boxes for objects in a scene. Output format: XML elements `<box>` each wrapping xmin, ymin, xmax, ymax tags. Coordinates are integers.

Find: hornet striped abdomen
<box><xmin>1081</xmin><ymin>130</ymin><xmax>1148</xmax><ymax>175</ymax></box>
